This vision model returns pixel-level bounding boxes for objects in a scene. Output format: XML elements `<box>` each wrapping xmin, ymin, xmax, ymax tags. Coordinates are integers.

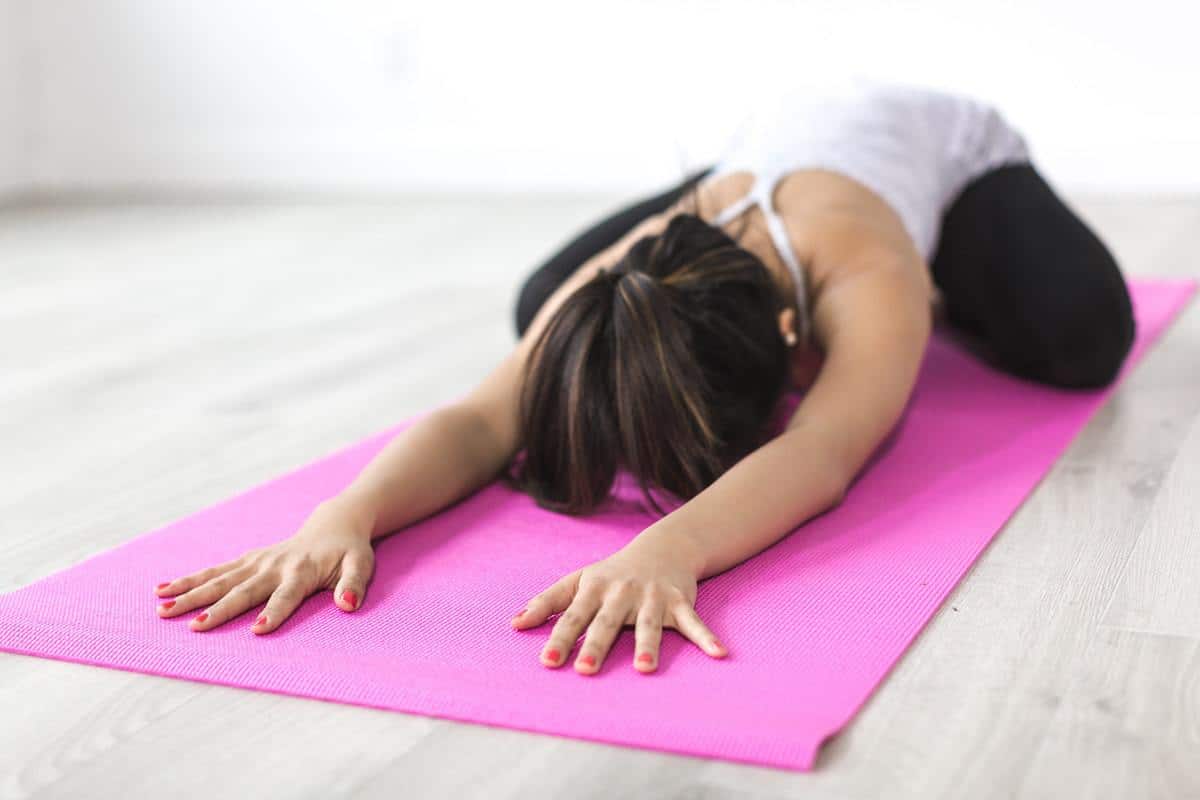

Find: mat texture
<box><xmin>0</xmin><ymin>278</ymin><xmax>1194</xmax><ymax>771</ymax></box>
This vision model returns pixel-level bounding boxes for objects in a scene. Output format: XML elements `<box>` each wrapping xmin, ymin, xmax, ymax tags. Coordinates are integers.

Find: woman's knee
<box><xmin>1038</xmin><ymin>326</ymin><xmax>1133</xmax><ymax>388</ymax></box>
<box><xmin>1050</xmin><ymin>310</ymin><xmax>1135</xmax><ymax>388</ymax></box>
<box><xmin>940</xmin><ymin>163</ymin><xmax>1137</xmax><ymax>389</ymax></box>
<box><xmin>1021</xmin><ymin>277</ymin><xmax>1137</xmax><ymax>389</ymax></box>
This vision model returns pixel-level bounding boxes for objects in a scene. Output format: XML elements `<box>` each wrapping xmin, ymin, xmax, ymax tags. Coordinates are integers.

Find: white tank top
<box><xmin>703</xmin><ymin>78</ymin><xmax>1031</xmax><ymax>344</ymax></box>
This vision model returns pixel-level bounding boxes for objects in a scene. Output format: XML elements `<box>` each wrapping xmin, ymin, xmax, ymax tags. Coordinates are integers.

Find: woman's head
<box><xmin>503</xmin><ymin>211</ymin><xmax>794</xmax><ymax>517</ymax></box>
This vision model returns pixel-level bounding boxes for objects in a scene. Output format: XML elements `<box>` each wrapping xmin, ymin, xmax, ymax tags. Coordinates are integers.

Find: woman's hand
<box><xmin>510</xmin><ymin>528</ymin><xmax>727</xmax><ymax>674</ymax></box>
<box><xmin>153</xmin><ymin>495</ymin><xmax>378</xmax><ymax>633</ymax></box>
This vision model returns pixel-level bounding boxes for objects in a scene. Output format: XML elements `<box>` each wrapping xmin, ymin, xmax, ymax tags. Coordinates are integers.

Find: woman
<box><xmin>152</xmin><ymin>79</ymin><xmax>1136</xmax><ymax>676</ymax></box>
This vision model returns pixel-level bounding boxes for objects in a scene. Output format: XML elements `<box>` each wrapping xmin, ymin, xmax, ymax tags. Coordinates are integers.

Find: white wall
<box><xmin>0</xmin><ymin>0</ymin><xmax>28</xmax><ymax>197</ymax></box>
<box><xmin>10</xmin><ymin>0</ymin><xmax>1200</xmax><ymax>195</ymax></box>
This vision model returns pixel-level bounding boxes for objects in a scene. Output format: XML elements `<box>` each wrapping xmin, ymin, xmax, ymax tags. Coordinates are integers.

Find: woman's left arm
<box><xmin>655</xmin><ymin>253</ymin><xmax>934</xmax><ymax>578</ymax></box>
<box><xmin>512</xmin><ymin>251</ymin><xmax>933</xmax><ymax>674</ymax></box>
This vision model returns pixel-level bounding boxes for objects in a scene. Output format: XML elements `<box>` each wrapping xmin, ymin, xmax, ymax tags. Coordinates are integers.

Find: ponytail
<box><xmin>504</xmin><ymin>213</ymin><xmax>790</xmax><ymax>517</ymax></box>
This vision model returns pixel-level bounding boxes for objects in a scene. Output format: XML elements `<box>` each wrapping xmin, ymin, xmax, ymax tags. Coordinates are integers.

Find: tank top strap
<box><xmin>710</xmin><ymin>188</ymin><xmax>759</xmax><ymax>227</ymax></box>
<box><xmin>760</xmin><ymin>199</ymin><xmax>813</xmax><ymax>344</ymax></box>
<box><xmin>705</xmin><ymin>168</ymin><xmax>813</xmax><ymax>344</ymax></box>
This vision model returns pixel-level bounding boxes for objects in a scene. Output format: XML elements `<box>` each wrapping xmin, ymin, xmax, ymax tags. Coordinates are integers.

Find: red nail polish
<box><xmin>545</xmin><ymin>648</ymin><xmax>561</xmax><ymax>662</ymax></box>
<box><xmin>255</xmin><ymin>615</ymin><xmax>267</xmax><ymax>626</ymax></box>
<box><xmin>711</xmin><ymin>639</ymin><xmax>724</xmax><ymax>650</ymax></box>
<box><xmin>637</xmin><ymin>652</ymin><xmax>654</xmax><ymax>664</ymax></box>
<box><xmin>342</xmin><ymin>589</ymin><xmax>358</xmax><ymax>609</ymax></box>
<box><xmin>580</xmin><ymin>654</ymin><xmax>596</xmax><ymax>667</ymax></box>
<box><xmin>160</xmin><ymin>600</ymin><xmax>176</xmax><ymax>610</ymax></box>
<box><xmin>156</xmin><ymin>582</ymin><xmax>170</xmax><ymax>590</ymax></box>
<box><xmin>195</xmin><ymin>612</ymin><xmax>209</xmax><ymax>623</ymax></box>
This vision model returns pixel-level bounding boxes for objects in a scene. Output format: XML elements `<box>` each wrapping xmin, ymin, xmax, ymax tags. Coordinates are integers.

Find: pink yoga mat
<box><xmin>0</xmin><ymin>278</ymin><xmax>1194</xmax><ymax>771</ymax></box>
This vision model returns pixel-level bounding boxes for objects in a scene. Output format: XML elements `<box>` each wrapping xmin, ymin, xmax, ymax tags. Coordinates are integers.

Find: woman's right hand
<box><xmin>153</xmin><ymin>494</ymin><xmax>378</xmax><ymax>634</ymax></box>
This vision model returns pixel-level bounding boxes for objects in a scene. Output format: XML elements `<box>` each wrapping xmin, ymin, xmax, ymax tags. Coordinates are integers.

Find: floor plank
<box><xmin>1102</xmin><ymin>402</ymin><xmax>1200</xmax><ymax>638</ymax></box>
<box><xmin>1018</xmin><ymin>628</ymin><xmax>1200</xmax><ymax>800</ymax></box>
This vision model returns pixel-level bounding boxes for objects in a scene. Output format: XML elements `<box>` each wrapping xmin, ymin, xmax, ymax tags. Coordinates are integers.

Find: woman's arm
<box><xmin>640</xmin><ymin>249</ymin><xmax>933</xmax><ymax>580</ymax></box>
<box><xmin>334</xmin><ymin>403</ymin><xmax>518</xmax><ymax>540</ymax></box>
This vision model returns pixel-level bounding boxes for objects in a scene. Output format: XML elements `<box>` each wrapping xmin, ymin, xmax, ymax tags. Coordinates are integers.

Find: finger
<box><xmin>512</xmin><ymin>570</ymin><xmax>581</xmax><ymax>629</ymax></box>
<box><xmin>191</xmin><ymin>573</ymin><xmax>275</xmax><ymax>632</ymax></box>
<box><xmin>669</xmin><ymin>602</ymin><xmax>727</xmax><ymax>658</ymax></box>
<box><xmin>252</xmin><ymin>576</ymin><xmax>312</xmax><ymax>634</ymax></box>
<box><xmin>155</xmin><ymin>555</ymin><xmax>247</xmax><ymax>597</ymax></box>
<box><xmin>334</xmin><ymin>547</ymin><xmax>375</xmax><ymax>612</ymax></box>
<box><xmin>633</xmin><ymin>592</ymin><xmax>666</xmax><ymax>673</ymax></box>
<box><xmin>158</xmin><ymin>566</ymin><xmax>253</xmax><ymax>618</ymax></box>
<box><xmin>575</xmin><ymin>592</ymin><xmax>635</xmax><ymax>675</ymax></box>
<box><xmin>541</xmin><ymin>585</ymin><xmax>604</xmax><ymax>668</ymax></box>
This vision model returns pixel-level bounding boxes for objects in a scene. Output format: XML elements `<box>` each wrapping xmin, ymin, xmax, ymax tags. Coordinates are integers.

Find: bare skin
<box><xmin>154</xmin><ymin>167</ymin><xmax>934</xmax><ymax>677</ymax></box>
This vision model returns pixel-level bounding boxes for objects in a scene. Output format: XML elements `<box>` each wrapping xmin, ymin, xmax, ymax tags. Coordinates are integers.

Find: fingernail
<box><xmin>711</xmin><ymin>638</ymin><xmax>724</xmax><ymax>651</ymax></box>
<box><xmin>637</xmin><ymin>652</ymin><xmax>654</xmax><ymax>664</ymax></box>
<box><xmin>156</xmin><ymin>582</ymin><xmax>170</xmax><ymax>590</ymax></box>
<box><xmin>580</xmin><ymin>654</ymin><xmax>596</xmax><ymax>667</ymax></box>
<box><xmin>545</xmin><ymin>648</ymin><xmax>561</xmax><ymax>663</ymax></box>
<box><xmin>194</xmin><ymin>612</ymin><xmax>209</xmax><ymax>623</ymax></box>
<box><xmin>513</xmin><ymin>609</ymin><xmax>525</xmax><ymax>618</ymax></box>
<box><xmin>159</xmin><ymin>600</ymin><xmax>176</xmax><ymax>610</ymax></box>
<box><xmin>342</xmin><ymin>590</ymin><xmax>358</xmax><ymax>609</ymax></box>
<box><xmin>255</xmin><ymin>614</ymin><xmax>268</xmax><ymax>626</ymax></box>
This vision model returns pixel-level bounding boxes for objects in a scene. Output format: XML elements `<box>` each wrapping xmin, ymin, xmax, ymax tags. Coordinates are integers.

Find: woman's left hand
<box><xmin>510</xmin><ymin>531</ymin><xmax>728</xmax><ymax>674</ymax></box>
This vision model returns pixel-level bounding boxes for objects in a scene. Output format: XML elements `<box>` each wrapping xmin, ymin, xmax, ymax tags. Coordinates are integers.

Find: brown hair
<box><xmin>503</xmin><ymin>193</ymin><xmax>793</xmax><ymax>517</ymax></box>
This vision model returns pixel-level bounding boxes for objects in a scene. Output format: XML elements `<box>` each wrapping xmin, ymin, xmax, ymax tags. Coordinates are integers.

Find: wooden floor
<box><xmin>1</xmin><ymin>193</ymin><xmax>1197</xmax><ymax>799</ymax></box>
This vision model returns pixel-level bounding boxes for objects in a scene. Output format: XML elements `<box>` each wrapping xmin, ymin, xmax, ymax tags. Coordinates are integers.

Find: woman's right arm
<box><xmin>152</xmin><ymin>235</ymin><xmax>631</xmax><ymax>634</ymax></box>
<box><xmin>336</xmin><ymin>401</ymin><xmax>520</xmax><ymax>542</ymax></box>
<box><xmin>151</xmin><ymin>400</ymin><xmax>521</xmax><ymax>634</ymax></box>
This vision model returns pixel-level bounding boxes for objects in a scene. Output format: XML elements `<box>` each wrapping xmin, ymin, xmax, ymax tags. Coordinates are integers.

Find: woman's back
<box><xmin>695</xmin><ymin>79</ymin><xmax>1031</xmax><ymax>345</ymax></box>
<box><xmin>706</xmin><ymin>78</ymin><xmax>1031</xmax><ymax>263</ymax></box>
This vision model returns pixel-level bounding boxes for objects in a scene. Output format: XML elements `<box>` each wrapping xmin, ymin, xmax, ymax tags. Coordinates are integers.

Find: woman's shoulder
<box><xmin>688</xmin><ymin>167</ymin><xmax>919</xmax><ymax>294</ymax></box>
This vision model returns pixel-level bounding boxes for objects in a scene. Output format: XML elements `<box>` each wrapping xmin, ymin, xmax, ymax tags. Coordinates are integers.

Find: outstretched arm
<box><xmin>642</xmin><ymin>254</ymin><xmax>933</xmax><ymax>580</ymax></box>
<box><xmin>513</xmin><ymin>248</ymin><xmax>932</xmax><ymax>674</ymax></box>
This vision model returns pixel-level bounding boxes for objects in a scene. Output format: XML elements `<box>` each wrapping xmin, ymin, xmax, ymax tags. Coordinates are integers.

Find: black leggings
<box><xmin>513</xmin><ymin>163</ymin><xmax>1137</xmax><ymax>389</ymax></box>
